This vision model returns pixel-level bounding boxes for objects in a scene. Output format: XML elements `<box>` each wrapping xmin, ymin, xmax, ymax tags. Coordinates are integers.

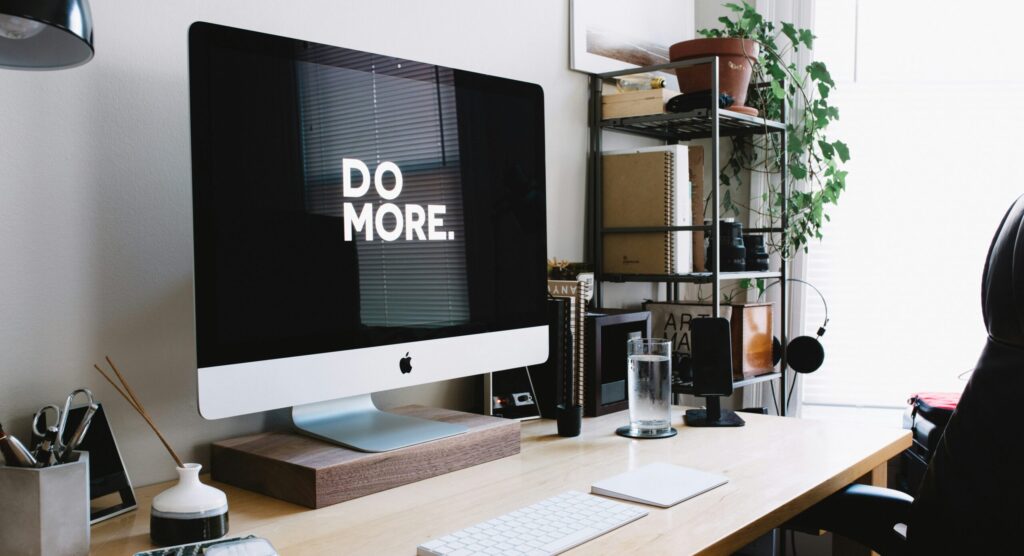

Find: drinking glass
<box><xmin>618</xmin><ymin>338</ymin><xmax>676</xmax><ymax>438</ymax></box>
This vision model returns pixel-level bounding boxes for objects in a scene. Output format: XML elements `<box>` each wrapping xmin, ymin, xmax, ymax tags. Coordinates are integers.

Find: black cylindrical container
<box><xmin>556</xmin><ymin>404</ymin><xmax>583</xmax><ymax>437</ymax></box>
<box><xmin>743</xmin><ymin>234</ymin><xmax>770</xmax><ymax>271</ymax></box>
<box><xmin>705</xmin><ymin>220</ymin><xmax>746</xmax><ymax>271</ymax></box>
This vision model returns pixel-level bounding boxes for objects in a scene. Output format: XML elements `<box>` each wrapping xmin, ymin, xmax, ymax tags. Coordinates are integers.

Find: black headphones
<box><xmin>764</xmin><ymin>278</ymin><xmax>829</xmax><ymax>374</ymax></box>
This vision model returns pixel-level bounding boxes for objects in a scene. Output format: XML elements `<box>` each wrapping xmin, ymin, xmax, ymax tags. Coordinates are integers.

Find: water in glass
<box><xmin>627</xmin><ymin>353</ymin><xmax>672</xmax><ymax>433</ymax></box>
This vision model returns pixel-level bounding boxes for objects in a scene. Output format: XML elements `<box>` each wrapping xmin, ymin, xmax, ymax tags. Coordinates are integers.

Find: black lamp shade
<box><xmin>0</xmin><ymin>0</ymin><xmax>93</xmax><ymax>70</ymax></box>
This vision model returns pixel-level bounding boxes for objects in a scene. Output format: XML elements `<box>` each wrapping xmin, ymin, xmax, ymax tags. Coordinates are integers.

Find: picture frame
<box><xmin>570</xmin><ymin>0</ymin><xmax>695</xmax><ymax>75</ymax></box>
<box><xmin>584</xmin><ymin>309</ymin><xmax>652</xmax><ymax>417</ymax></box>
<box><xmin>61</xmin><ymin>404</ymin><xmax>137</xmax><ymax>523</ymax></box>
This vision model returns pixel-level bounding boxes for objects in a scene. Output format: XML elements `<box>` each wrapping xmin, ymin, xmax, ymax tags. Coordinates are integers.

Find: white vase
<box><xmin>150</xmin><ymin>463</ymin><xmax>229</xmax><ymax>546</ymax></box>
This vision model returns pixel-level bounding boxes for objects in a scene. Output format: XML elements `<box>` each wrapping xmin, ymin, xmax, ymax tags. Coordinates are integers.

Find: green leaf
<box><xmin>833</xmin><ymin>140</ymin><xmax>850</xmax><ymax>162</ymax></box>
<box><xmin>724</xmin><ymin>2</ymin><xmax>744</xmax><ymax>12</ymax></box>
<box><xmin>786</xmin><ymin>133</ymin><xmax>803</xmax><ymax>154</ymax></box>
<box><xmin>817</xmin><ymin>81</ymin><xmax>830</xmax><ymax>100</ymax></box>
<box><xmin>770</xmin><ymin>80</ymin><xmax>786</xmax><ymax>99</ymax></box>
<box><xmin>807</xmin><ymin>61</ymin><xmax>835</xmax><ymax>86</ymax></box>
<box><xmin>781</xmin><ymin>22</ymin><xmax>799</xmax><ymax>46</ymax></box>
<box><xmin>738</xmin><ymin>13</ymin><xmax>762</xmax><ymax>34</ymax></box>
<box><xmin>789</xmin><ymin>163</ymin><xmax>808</xmax><ymax>180</ymax></box>
<box><xmin>818</xmin><ymin>140</ymin><xmax>835</xmax><ymax>160</ymax></box>
<box><xmin>811</xmin><ymin>106</ymin><xmax>829</xmax><ymax>128</ymax></box>
<box><xmin>835</xmin><ymin>170</ymin><xmax>848</xmax><ymax>186</ymax></box>
<box><xmin>798</xmin><ymin>29</ymin><xmax>815</xmax><ymax>49</ymax></box>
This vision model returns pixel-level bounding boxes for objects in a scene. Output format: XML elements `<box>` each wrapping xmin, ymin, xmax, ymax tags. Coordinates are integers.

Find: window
<box><xmin>802</xmin><ymin>0</ymin><xmax>1024</xmax><ymax>409</ymax></box>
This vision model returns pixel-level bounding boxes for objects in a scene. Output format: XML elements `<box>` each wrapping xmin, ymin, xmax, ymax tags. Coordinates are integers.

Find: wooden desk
<box><xmin>91</xmin><ymin>408</ymin><xmax>910</xmax><ymax>555</ymax></box>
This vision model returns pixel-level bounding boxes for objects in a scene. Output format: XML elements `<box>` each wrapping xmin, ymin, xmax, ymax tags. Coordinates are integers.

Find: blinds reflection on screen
<box><xmin>297</xmin><ymin>52</ymin><xmax>469</xmax><ymax>328</ymax></box>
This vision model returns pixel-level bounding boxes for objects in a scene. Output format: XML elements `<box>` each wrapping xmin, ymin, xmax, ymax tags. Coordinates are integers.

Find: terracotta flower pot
<box><xmin>668</xmin><ymin>38</ymin><xmax>760</xmax><ymax>116</ymax></box>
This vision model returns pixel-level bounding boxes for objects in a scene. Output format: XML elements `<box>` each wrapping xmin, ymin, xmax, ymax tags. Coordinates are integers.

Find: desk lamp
<box><xmin>0</xmin><ymin>0</ymin><xmax>93</xmax><ymax>70</ymax></box>
<box><xmin>684</xmin><ymin>317</ymin><xmax>745</xmax><ymax>427</ymax></box>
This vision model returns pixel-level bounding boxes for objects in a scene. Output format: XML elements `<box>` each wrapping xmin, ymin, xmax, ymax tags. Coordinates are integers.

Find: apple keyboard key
<box><xmin>417</xmin><ymin>491</ymin><xmax>647</xmax><ymax>556</ymax></box>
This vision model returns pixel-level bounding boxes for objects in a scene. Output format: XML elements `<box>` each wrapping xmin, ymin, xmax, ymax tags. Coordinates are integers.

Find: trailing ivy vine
<box><xmin>699</xmin><ymin>1</ymin><xmax>849</xmax><ymax>257</ymax></box>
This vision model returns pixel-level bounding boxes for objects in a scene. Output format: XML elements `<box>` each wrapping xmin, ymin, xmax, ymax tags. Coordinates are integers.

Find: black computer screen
<box><xmin>189</xmin><ymin>23</ymin><xmax>547</xmax><ymax>368</ymax></box>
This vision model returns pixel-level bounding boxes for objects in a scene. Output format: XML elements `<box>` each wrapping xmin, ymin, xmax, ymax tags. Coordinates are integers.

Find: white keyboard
<box><xmin>417</xmin><ymin>490</ymin><xmax>648</xmax><ymax>556</ymax></box>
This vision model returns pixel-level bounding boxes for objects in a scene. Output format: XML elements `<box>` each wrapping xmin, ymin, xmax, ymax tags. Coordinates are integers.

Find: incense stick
<box><xmin>93</xmin><ymin>358</ymin><xmax>184</xmax><ymax>468</ymax></box>
<box><xmin>92</xmin><ymin>364</ymin><xmax>140</xmax><ymax>412</ymax></box>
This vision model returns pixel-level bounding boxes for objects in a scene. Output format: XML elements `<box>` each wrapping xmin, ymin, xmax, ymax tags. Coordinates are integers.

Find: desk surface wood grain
<box><xmin>91</xmin><ymin>408</ymin><xmax>910</xmax><ymax>555</ymax></box>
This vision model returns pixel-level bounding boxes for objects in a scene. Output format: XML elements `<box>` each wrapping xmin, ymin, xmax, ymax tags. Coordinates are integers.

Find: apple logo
<box><xmin>399</xmin><ymin>352</ymin><xmax>412</xmax><ymax>374</ymax></box>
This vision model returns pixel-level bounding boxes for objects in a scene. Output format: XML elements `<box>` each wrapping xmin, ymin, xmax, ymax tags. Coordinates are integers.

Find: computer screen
<box><xmin>189</xmin><ymin>23</ymin><xmax>548</xmax><ymax>424</ymax></box>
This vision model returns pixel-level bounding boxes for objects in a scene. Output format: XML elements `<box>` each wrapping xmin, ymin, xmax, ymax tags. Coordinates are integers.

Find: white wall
<box><xmin>0</xmin><ymin>0</ymin><xmax>594</xmax><ymax>486</ymax></box>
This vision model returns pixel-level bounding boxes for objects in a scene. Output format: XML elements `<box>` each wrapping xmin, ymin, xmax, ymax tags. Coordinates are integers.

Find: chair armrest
<box><xmin>787</xmin><ymin>484</ymin><xmax>913</xmax><ymax>556</ymax></box>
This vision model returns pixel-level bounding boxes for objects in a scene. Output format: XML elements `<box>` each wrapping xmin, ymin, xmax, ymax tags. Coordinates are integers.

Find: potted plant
<box><xmin>669</xmin><ymin>37</ymin><xmax>760</xmax><ymax>116</ymax></box>
<box><xmin>672</xmin><ymin>1</ymin><xmax>849</xmax><ymax>258</ymax></box>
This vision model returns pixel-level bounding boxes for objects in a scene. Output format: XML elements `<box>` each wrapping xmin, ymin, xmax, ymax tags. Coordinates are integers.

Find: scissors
<box><xmin>32</xmin><ymin>388</ymin><xmax>97</xmax><ymax>463</ymax></box>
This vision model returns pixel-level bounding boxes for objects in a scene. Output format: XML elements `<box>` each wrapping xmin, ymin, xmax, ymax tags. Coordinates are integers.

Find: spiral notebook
<box><xmin>602</xmin><ymin>146</ymin><xmax>692</xmax><ymax>275</ymax></box>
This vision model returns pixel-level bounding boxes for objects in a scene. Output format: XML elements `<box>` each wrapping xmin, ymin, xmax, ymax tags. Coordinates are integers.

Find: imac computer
<box><xmin>188</xmin><ymin>23</ymin><xmax>548</xmax><ymax>452</ymax></box>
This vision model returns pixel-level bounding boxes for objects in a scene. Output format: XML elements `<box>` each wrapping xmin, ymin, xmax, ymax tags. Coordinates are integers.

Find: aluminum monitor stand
<box><xmin>292</xmin><ymin>394</ymin><xmax>468</xmax><ymax>452</ymax></box>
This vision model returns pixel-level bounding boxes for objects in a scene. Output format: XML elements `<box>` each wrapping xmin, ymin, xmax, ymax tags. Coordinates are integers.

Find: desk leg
<box><xmin>831</xmin><ymin>462</ymin><xmax>887</xmax><ymax>556</ymax></box>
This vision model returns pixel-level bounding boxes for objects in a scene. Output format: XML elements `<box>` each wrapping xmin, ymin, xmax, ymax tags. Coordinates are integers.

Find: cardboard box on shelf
<box><xmin>601</xmin><ymin>88</ymin><xmax>680</xmax><ymax>119</ymax></box>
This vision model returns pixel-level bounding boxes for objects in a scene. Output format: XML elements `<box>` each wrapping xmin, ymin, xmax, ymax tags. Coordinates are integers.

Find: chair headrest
<box><xmin>982</xmin><ymin>195</ymin><xmax>1024</xmax><ymax>347</ymax></box>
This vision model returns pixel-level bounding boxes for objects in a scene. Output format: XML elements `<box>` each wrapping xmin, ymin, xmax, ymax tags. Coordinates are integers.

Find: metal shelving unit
<box><xmin>587</xmin><ymin>56</ymin><xmax>791</xmax><ymax>415</ymax></box>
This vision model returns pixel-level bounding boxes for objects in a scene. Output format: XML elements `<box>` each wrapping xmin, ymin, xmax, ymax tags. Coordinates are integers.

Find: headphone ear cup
<box><xmin>788</xmin><ymin>336</ymin><xmax>825</xmax><ymax>374</ymax></box>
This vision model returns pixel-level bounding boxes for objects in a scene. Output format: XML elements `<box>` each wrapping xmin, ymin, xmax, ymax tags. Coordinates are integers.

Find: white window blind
<box><xmin>802</xmin><ymin>0</ymin><xmax>1024</xmax><ymax>408</ymax></box>
<box><xmin>297</xmin><ymin>51</ymin><xmax>469</xmax><ymax>328</ymax></box>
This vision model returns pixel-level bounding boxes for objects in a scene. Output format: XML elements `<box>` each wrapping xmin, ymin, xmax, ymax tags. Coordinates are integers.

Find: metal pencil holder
<box><xmin>0</xmin><ymin>452</ymin><xmax>90</xmax><ymax>556</ymax></box>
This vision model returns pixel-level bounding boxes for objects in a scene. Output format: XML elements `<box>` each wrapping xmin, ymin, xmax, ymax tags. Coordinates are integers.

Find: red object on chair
<box><xmin>909</xmin><ymin>392</ymin><xmax>961</xmax><ymax>428</ymax></box>
<box><xmin>909</xmin><ymin>392</ymin><xmax>961</xmax><ymax>411</ymax></box>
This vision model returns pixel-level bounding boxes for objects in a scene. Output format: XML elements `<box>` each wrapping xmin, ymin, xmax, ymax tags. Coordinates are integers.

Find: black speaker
<box><xmin>788</xmin><ymin>336</ymin><xmax>825</xmax><ymax>374</ymax></box>
<box><xmin>529</xmin><ymin>298</ymin><xmax>570</xmax><ymax>418</ymax></box>
<box><xmin>772</xmin><ymin>334</ymin><xmax>825</xmax><ymax>374</ymax></box>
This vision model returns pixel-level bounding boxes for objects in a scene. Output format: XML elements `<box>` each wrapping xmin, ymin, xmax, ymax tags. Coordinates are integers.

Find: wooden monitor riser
<box><xmin>210</xmin><ymin>405</ymin><xmax>519</xmax><ymax>509</ymax></box>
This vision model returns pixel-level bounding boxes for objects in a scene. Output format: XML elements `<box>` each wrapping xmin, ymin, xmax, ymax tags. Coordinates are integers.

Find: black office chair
<box><xmin>790</xmin><ymin>196</ymin><xmax>1024</xmax><ymax>555</ymax></box>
